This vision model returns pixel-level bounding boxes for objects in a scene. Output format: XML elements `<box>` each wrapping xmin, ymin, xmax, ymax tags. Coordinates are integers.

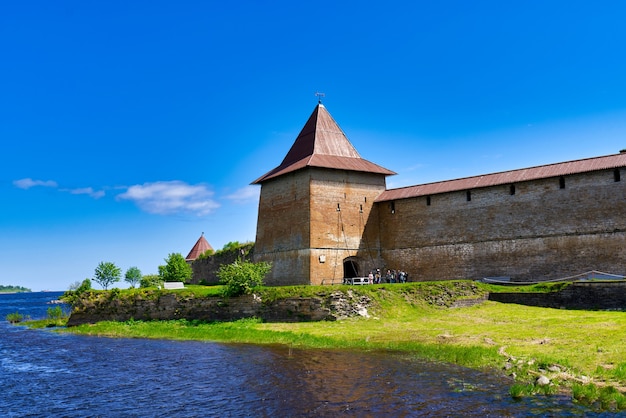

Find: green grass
<box><xmin>45</xmin><ymin>280</ymin><xmax>626</xmax><ymax>411</ymax></box>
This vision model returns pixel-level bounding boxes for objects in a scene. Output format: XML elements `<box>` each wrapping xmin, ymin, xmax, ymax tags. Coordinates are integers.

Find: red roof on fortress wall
<box><xmin>252</xmin><ymin>104</ymin><xmax>395</xmax><ymax>184</ymax></box>
<box><xmin>377</xmin><ymin>152</ymin><xmax>626</xmax><ymax>202</ymax></box>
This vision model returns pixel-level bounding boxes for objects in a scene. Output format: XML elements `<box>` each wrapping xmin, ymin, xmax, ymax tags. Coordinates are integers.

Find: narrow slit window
<box><xmin>466</xmin><ymin>190</ymin><xmax>472</xmax><ymax>201</ymax></box>
<box><xmin>426</xmin><ymin>195</ymin><xmax>431</xmax><ymax>206</ymax></box>
<box><xmin>336</xmin><ymin>203</ymin><xmax>341</xmax><ymax>212</ymax></box>
<box><xmin>390</xmin><ymin>201</ymin><xmax>395</xmax><ymax>214</ymax></box>
<box><xmin>614</xmin><ymin>169</ymin><xmax>621</xmax><ymax>182</ymax></box>
<box><xmin>559</xmin><ymin>176</ymin><xmax>565</xmax><ymax>189</ymax></box>
<box><xmin>510</xmin><ymin>184</ymin><xmax>516</xmax><ymax>195</ymax></box>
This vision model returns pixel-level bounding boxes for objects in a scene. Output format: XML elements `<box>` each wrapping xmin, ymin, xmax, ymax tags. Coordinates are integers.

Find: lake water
<box><xmin>0</xmin><ymin>292</ymin><xmax>612</xmax><ymax>417</ymax></box>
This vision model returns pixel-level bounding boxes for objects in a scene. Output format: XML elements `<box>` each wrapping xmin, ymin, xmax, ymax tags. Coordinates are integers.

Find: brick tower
<box><xmin>252</xmin><ymin>103</ymin><xmax>395</xmax><ymax>285</ymax></box>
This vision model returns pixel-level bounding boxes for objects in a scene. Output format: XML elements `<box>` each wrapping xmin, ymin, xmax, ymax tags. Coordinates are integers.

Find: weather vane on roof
<box><xmin>315</xmin><ymin>91</ymin><xmax>325</xmax><ymax>103</ymax></box>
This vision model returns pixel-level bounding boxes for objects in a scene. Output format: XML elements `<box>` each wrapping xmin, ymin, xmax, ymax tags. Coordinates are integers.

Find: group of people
<box><xmin>368</xmin><ymin>268</ymin><xmax>408</xmax><ymax>284</ymax></box>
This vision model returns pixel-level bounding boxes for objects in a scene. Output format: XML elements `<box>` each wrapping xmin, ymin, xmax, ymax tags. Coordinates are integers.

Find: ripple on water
<box><xmin>0</xmin><ymin>293</ymin><xmax>614</xmax><ymax>417</ymax></box>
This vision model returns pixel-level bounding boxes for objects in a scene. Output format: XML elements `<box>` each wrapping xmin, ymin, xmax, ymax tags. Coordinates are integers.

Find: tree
<box><xmin>159</xmin><ymin>253</ymin><xmax>192</xmax><ymax>283</ymax></box>
<box><xmin>68</xmin><ymin>278</ymin><xmax>92</xmax><ymax>292</ymax></box>
<box><xmin>93</xmin><ymin>261</ymin><xmax>121</xmax><ymax>290</ymax></box>
<box><xmin>125</xmin><ymin>266</ymin><xmax>142</xmax><ymax>288</ymax></box>
<box><xmin>139</xmin><ymin>274</ymin><xmax>162</xmax><ymax>288</ymax></box>
<box><xmin>217</xmin><ymin>260</ymin><xmax>272</xmax><ymax>297</ymax></box>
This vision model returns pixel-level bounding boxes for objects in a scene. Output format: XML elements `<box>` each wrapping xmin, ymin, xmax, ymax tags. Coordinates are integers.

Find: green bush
<box><xmin>214</xmin><ymin>241</ymin><xmax>253</xmax><ymax>257</ymax></box>
<box><xmin>47</xmin><ymin>306</ymin><xmax>65</xmax><ymax>320</ymax></box>
<box><xmin>6</xmin><ymin>311</ymin><xmax>24</xmax><ymax>323</ymax></box>
<box><xmin>217</xmin><ymin>260</ymin><xmax>272</xmax><ymax>297</ymax></box>
<box><xmin>196</xmin><ymin>249</ymin><xmax>215</xmax><ymax>260</ymax></box>
<box><xmin>140</xmin><ymin>274</ymin><xmax>163</xmax><ymax>288</ymax></box>
<box><xmin>61</xmin><ymin>278</ymin><xmax>93</xmax><ymax>307</ymax></box>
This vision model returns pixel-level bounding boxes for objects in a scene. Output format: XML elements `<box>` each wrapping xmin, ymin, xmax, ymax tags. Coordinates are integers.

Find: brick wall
<box><xmin>378</xmin><ymin>169</ymin><xmax>626</xmax><ymax>281</ymax></box>
<box><xmin>190</xmin><ymin>243</ymin><xmax>254</xmax><ymax>285</ymax></box>
<box><xmin>254</xmin><ymin>167</ymin><xmax>387</xmax><ymax>285</ymax></box>
<box><xmin>254</xmin><ymin>170</ymin><xmax>311</xmax><ymax>285</ymax></box>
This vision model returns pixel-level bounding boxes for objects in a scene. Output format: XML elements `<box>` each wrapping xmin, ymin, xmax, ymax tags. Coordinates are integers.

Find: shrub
<box><xmin>61</xmin><ymin>278</ymin><xmax>93</xmax><ymax>307</ymax></box>
<box><xmin>76</xmin><ymin>278</ymin><xmax>92</xmax><ymax>293</ymax></box>
<box><xmin>140</xmin><ymin>274</ymin><xmax>163</xmax><ymax>288</ymax></box>
<box><xmin>217</xmin><ymin>260</ymin><xmax>272</xmax><ymax>297</ymax></box>
<box><xmin>47</xmin><ymin>306</ymin><xmax>65</xmax><ymax>320</ymax></box>
<box><xmin>6</xmin><ymin>311</ymin><xmax>24</xmax><ymax>323</ymax></box>
<box><xmin>214</xmin><ymin>241</ymin><xmax>253</xmax><ymax>257</ymax></box>
<box><xmin>196</xmin><ymin>249</ymin><xmax>215</xmax><ymax>260</ymax></box>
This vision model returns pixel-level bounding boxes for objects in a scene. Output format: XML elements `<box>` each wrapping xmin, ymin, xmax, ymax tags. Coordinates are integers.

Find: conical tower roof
<box><xmin>253</xmin><ymin>103</ymin><xmax>395</xmax><ymax>184</ymax></box>
<box><xmin>185</xmin><ymin>233</ymin><xmax>213</xmax><ymax>262</ymax></box>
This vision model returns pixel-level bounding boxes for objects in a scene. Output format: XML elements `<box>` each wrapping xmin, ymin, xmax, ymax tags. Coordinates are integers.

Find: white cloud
<box><xmin>64</xmin><ymin>187</ymin><xmax>106</xmax><ymax>199</ymax></box>
<box><xmin>224</xmin><ymin>186</ymin><xmax>260</xmax><ymax>204</ymax></box>
<box><xmin>13</xmin><ymin>178</ymin><xmax>58</xmax><ymax>189</ymax></box>
<box><xmin>117</xmin><ymin>181</ymin><xmax>220</xmax><ymax>216</ymax></box>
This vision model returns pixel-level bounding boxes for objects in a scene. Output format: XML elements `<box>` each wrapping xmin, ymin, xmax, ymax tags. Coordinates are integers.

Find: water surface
<box><xmin>0</xmin><ymin>292</ymin><xmax>609</xmax><ymax>417</ymax></box>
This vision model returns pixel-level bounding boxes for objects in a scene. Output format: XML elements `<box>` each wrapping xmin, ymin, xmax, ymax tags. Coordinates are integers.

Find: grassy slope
<box><xmin>55</xmin><ymin>281</ymin><xmax>626</xmax><ymax>406</ymax></box>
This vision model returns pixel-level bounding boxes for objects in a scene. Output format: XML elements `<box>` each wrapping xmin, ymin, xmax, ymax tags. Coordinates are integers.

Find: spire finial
<box><xmin>315</xmin><ymin>91</ymin><xmax>325</xmax><ymax>104</ymax></box>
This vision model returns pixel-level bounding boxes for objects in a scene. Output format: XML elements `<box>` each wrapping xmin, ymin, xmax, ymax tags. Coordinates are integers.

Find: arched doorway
<box><xmin>343</xmin><ymin>258</ymin><xmax>359</xmax><ymax>279</ymax></box>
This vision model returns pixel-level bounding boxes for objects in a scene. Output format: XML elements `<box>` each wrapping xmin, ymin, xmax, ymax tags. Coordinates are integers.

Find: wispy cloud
<box><xmin>13</xmin><ymin>178</ymin><xmax>58</xmax><ymax>189</ymax></box>
<box><xmin>117</xmin><ymin>181</ymin><xmax>220</xmax><ymax>216</ymax></box>
<box><xmin>62</xmin><ymin>187</ymin><xmax>106</xmax><ymax>199</ymax></box>
<box><xmin>224</xmin><ymin>186</ymin><xmax>260</xmax><ymax>204</ymax></box>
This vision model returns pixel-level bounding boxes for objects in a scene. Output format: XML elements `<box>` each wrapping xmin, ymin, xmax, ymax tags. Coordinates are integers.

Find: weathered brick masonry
<box><xmin>251</xmin><ymin>103</ymin><xmax>626</xmax><ymax>285</ymax></box>
<box><xmin>255</xmin><ymin>168</ymin><xmax>386</xmax><ymax>285</ymax></box>
<box><xmin>378</xmin><ymin>170</ymin><xmax>626</xmax><ymax>281</ymax></box>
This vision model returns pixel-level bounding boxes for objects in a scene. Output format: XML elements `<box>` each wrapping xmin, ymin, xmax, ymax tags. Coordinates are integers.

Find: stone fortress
<box><xmin>251</xmin><ymin>102</ymin><xmax>626</xmax><ymax>286</ymax></box>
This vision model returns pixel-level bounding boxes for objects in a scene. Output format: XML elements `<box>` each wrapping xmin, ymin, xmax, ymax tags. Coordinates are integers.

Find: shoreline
<box><xmin>51</xmin><ymin>287</ymin><xmax>626</xmax><ymax>411</ymax></box>
<box><xmin>31</xmin><ymin>282</ymin><xmax>626</xmax><ymax>411</ymax></box>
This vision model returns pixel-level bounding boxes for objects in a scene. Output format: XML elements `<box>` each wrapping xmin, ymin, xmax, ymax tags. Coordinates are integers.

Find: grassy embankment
<box><xmin>33</xmin><ymin>281</ymin><xmax>626</xmax><ymax>409</ymax></box>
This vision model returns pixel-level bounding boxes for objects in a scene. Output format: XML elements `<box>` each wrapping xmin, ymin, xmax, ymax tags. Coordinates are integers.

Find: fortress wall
<box><xmin>254</xmin><ymin>170</ymin><xmax>311</xmax><ymax>285</ymax></box>
<box><xmin>190</xmin><ymin>244</ymin><xmax>255</xmax><ymax>285</ymax></box>
<box><xmin>379</xmin><ymin>169</ymin><xmax>626</xmax><ymax>281</ymax></box>
<box><xmin>308</xmin><ymin>169</ymin><xmax>387</xmax><ymax>281</ymax></box>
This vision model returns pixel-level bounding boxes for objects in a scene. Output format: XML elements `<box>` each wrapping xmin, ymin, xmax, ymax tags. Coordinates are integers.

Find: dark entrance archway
<box><xmin>343</xmin><ymin>258</ymin><xmax>359</xmax><ymax>278</ymax></box>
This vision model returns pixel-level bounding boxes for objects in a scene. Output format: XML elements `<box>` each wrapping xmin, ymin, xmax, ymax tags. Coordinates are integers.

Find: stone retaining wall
<box><xmin>66</xmin><ymin>290</ymin><xmax>372</xmax><ymax>327</ymax></box>
<box><xmin>488</xmin><ymin>282</ymin><xmax>626</xmax><ymax>310</ymax></box>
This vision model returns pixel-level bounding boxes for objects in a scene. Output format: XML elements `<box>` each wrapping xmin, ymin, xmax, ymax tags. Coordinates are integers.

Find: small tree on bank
<box><xmin>125</xmin><ymin>266</ymin><xmax>142</xmax><ymax>288</ymax></box>
<box><xmin>159</xmin><ymin>253</ymin><xmax>192</xmax><ymax>283</ymax></box>
<box><xmin>139</xmin><ymin>274</ymin><xmax>162</xmax><ymax>288</ymax></box>
<box><xmin>93</xmin><ymin>261</ymin><xmax>121</xmax><ymax>290</ymax></box>
<box><xmin>217</xmin><ymin>260</ymin><xmax>272</xmax><ymax>297</ymax></box>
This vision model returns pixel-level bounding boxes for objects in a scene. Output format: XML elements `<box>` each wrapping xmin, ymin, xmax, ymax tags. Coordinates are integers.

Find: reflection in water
<box><xmin>0</xmin><ymin>293</ymin><xmax>608</xmax><ymax>417</ymax></box>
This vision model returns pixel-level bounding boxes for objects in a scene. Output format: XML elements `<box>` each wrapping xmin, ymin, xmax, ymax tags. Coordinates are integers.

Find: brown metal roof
<box><xmin>377</xmin><ymin>152</ymin><xmax>626</xmax><ymax>202</ymax></box>
<box><xmin>185</xmin><ymin>233</ymin><xmax>213</xmax><ymax>261</ymax></box>
<box><xmin>253</xmin><ymin>104</ymin><xmax>395</xmax><ymax>184</ymax></box>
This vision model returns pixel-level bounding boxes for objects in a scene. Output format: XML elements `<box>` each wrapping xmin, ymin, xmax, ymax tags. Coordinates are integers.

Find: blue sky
<box><xmin>2</xmin><ymin>1</ymin><xmax>625</xmax><ymax>291</ymax></box>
